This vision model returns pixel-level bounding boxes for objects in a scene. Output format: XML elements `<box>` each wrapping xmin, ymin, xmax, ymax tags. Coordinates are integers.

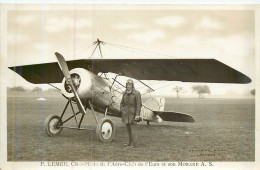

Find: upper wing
<box><xmin>9</xmin><ymin>58</ymin><xmax>251</xmax><ymax>84</ymax></box>
<box><xmin>8</xmin><ymin>60</ymin><xmax>88</xmax><ymax>84</ymax></box>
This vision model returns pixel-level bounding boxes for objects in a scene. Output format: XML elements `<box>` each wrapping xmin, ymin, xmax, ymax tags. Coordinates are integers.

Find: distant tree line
<box><xmin>192</xmin><ymin>85</ymin><xmax>210</xmax><ymax>98</ymax></box>
<box><xmin>8</xmin><ymin>85</ymin><xmax>254</xmax><ymax>98</ymax></box>
<box><xmin>251</xmin><ymin>89</ymin><xmax>255</xmax><ymax>96</ymax></box>
<box><xmin>7</xmin><ymin>86</ymin><xmax>26</xmax><ymax>92</ymax></box>
<box><xmin>172</xmin><ymin>85</ymin><xmax>211</xmax><ymax>98</ymax></box>
<box><xmin>7</xmin><ymin>86</ymin><xmax>59</xmax><ymax>93</ymax></box>
<box><xmin>173</xmin><ymin>86</ymin><xmax>255</xmax><ymax>99</ymax></box>
<box><xmin>173</xmin><ymin>86</ymin><xmax>183</xmax><ymax>98</ymax></box>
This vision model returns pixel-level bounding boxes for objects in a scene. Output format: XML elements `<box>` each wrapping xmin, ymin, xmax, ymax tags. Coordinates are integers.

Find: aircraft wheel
<box><xmin>45</xmin><ymin>114</ymin><xmax>63</xmax><ymax>137</ymax></box>
<box><xmin>96</xmin><ymin>117</ymin><xmax>115</xmax><ymax>143</ymax></box>
<box><xmin>147</xmin><ymin>121</ymin><xmax>150</xmax><ymax>126</ymax></box>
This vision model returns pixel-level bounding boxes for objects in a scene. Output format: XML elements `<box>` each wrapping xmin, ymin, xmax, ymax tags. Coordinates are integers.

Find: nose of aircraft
<box><xmin>61</xmin><ymin>68</ymin><xmax>94</xmax><ymax>99</ymax></box>
<box><xmin>73</xmin><ymin>68</ymin><xmax>93</xmax><ymax>99</ymax></box>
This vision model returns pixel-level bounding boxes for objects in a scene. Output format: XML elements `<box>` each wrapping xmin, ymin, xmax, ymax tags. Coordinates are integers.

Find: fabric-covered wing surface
<box><xmin>9</xmin><ymin>58</ymin><xmax>251</xmax><ymax>84</ymax></box>
<box><xmin>8</xmin><ymin>60</ymin><xmax>91</xmax><ymax>84</ymax></box>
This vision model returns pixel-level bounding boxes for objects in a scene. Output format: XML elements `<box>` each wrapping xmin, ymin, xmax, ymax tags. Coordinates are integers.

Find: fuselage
<box><xmin>60</xmin><ymin>68</ymin><xmax>122</xmax><ymax>116</ymax></box>
<box><xmin>60</xmin><ymin>68</ymin><xmax>162</xmax><ymax>122</ymax></box>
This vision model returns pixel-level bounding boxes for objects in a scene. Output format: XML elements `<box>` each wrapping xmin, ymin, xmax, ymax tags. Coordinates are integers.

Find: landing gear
<box><xmin>44</xmin><ymin>98</ymin><xmax>115</xmax><ymax>143</ymax></box>
<box><xmin>147</xmin><ymin>121</ymin><xmax>150</xmax><ymax>126</ymax></box>
<box><xmin>88</xmin><ymin>102</ymin><xmax>115</xmax><ymax>143</ymax></box>
<box><xmin>96</xmin><ymin>117</ymin><xmax>115</xmax><ymax>142</ymax></box>
<box><xmin>44</xmin><ymin>98</ymin><xmax>84</xmax><ymax>137</ymax></box>
<box><xmin>51</xmin><ymin>52</ymin><xmax>115</xmax><ymax>142</ymax></box>
<box><xmin>45</xmin><ymin>114</ymin><xmax>63</xmax><ymax>136</ymax></box>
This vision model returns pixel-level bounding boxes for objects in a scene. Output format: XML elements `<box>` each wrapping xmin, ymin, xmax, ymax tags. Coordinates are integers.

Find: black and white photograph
<box><xmin>0</xmin><ymin>2</ymin><xmax>259</xmax><ymax>170</ymax></box>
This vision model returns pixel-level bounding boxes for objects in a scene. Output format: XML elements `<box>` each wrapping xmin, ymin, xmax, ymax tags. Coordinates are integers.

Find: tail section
<box><xmin>153</xmin><ymin>111</ymin><xmax>195</xmax><ymax>123</ymax></box>
<box><xmin>155</xmin><ymin>97</ymin><xmax>165</xmax><ymax>111</ymax></box>
<box><xmin>140</xmin><ymin>96</ymin><xmax>165</xmax><ymax>123</ymax></box>
<box><xmin>140</xmin><ymin>96</ymin><xmax>195</xmax><ymax>123</ymax></box>
<box><xmin>142</xmin><ymin>96</ymin><xmax>165</xmax><ymax>111</ymax></box>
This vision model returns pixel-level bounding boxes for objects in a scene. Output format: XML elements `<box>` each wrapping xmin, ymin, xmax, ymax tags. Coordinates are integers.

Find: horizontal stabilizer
<box><xmin>153</xmin><ymin>111</ymin><xmax>195</xmax><ymax>123</ymax></box>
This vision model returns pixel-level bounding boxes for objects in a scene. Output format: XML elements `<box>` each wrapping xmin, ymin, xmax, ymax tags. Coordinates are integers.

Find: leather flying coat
<box><xmin>120</xmin><ymin>89</ymin><xmax>142</xmax><ymax>124</ymax></box>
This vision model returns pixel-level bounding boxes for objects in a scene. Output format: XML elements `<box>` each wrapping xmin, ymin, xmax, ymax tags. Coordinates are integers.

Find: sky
<box><xmin>6</xmin><ymin>7</ymin><xmax>256</xmax><ymax>98</ymax></box>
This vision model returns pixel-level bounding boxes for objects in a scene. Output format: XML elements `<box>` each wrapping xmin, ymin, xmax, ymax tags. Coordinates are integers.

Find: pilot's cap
<box><xmin>126</xmin><ymin>79</ymin><xmax>134</xmax><ymax>84</ymax></box>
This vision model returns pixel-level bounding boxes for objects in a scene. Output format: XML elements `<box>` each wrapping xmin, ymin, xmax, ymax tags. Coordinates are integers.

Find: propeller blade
<box><xmin>55</xmin><ymin>52</ymin><xmax>70</xmax><ymax>79</ymax></box>
<box><xmin>55</xmin><ymin>52</ymin><xmax>86</xmax><ymax>115</ymax></box>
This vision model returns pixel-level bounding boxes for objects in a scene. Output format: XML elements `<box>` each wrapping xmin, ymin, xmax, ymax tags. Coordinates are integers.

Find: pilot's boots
<box><xmin>123</xmin><ymin>124</ymin><xmax>137</xmax><ymax>148</ymax></box>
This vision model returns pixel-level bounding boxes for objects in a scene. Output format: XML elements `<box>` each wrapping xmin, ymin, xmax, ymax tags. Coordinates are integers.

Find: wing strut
<box><xmin>110</xmin><ymin>75</ymin><xmax>119</xmax><ymax>90</ymax></box>
<box><xmin>112</xmin><ymin>77</ymin><xmax>126</xmax><ymax>89</ymax></box>
<box><xmin>138</xmin><ymin>80</ymin><xmax>154</xmax><ymax>91</ymax></box>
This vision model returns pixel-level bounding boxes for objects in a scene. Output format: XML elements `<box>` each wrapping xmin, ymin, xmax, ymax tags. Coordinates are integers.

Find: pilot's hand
<box><xmin>135</xmin><ymin>115</ymin><xmax>142</xmax><ymax>121</ymax></box>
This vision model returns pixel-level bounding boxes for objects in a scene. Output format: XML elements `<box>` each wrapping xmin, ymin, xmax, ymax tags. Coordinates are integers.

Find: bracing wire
<box><xmin>105</xmin><ymin>41</ymin><xmax>176</xmax><ymax>58</ymax></box>
<box><xmin>39</xmin><ymin>43</ymin><xmax>95</xmax><ymax>62</ymax></box>
<box><xmin>141</xmin><ymin>82</ymin><xmax>176</xmax><ymax>96</ymax></box>
<box><xmin>72</xmin><ymin>43</ymin><xmax>96</xmax><ymax>57</ymax></box>
<box><xmin>83</xmin><ymin>40</ymin><xmax>177</xmax><ymax>96</ymax></box>
<box><xmin>48</xmin><ymin>83</ymin><xmax>61</xmax><ymax>91</ymax></box>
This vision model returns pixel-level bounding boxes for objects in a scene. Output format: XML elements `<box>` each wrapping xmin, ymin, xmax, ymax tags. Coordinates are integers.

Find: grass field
<box><xmin>7</xmin><ymin>93</ymin><xmax>255</xmax><ymax>161</ymax></box>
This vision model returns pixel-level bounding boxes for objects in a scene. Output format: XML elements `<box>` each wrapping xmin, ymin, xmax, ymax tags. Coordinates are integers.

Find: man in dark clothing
<box><xmin>120</xmin><ymin>79</ymin><xmax>142</xmax><ymax>148</ymax></box>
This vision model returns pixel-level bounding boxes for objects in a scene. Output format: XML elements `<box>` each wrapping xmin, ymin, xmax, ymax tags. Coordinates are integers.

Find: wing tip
<box><xmin>243</xmin><ymin>76</ymin><xmax>252</xmax><ymax>84</ymax></box>
<box><xmin>234</xmin><ymin>74</ymin><xmax>251</xmax><ymax>84</ymax></box>
<box><xmin>190</xmin><ymin>117</ymin><xmax>195</xmax><ymax>123</ymax></box>
<box><xmin>214</xmin><ymin>59</ymin><xmax>252</xmax><ymax>84</ymax></box>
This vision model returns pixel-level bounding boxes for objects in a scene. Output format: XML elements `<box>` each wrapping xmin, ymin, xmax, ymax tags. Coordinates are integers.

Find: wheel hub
<box><xmin>49</xmin><ymin>118</ymin><xmax>61</xmax><ymax>134</ymax></box>
<box><xmin>101</xmin><ymin>122</ymin><xmax>113</xmax><ymax>139</ymax></box>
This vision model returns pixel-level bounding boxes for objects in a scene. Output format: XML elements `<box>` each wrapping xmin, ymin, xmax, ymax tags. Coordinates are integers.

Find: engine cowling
<box><xmin>60</xmin><ymin>68</ymin><xmax>93</xmax><ymax>99</ymax></box>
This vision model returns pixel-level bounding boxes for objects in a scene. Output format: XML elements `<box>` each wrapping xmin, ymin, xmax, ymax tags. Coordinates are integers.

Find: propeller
<box><xmin>55</xmin><ymin>52</ymin><xmax>86</xmax><ymax>115</ymax></box>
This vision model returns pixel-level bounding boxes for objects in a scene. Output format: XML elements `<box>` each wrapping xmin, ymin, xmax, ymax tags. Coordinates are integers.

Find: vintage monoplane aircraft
<box><xmin>9</xmin><ymin>39</ymin><xmax>251</xmax><ymax>142</ymax></box>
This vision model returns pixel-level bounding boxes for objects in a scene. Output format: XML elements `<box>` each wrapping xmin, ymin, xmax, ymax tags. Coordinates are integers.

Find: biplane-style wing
<box><xmin>9</xmin><ymin>58</ymin><xmax>251</xmax><ymax>84</ymax></box>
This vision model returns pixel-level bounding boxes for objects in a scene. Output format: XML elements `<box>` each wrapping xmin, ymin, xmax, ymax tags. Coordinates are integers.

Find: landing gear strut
<box><xmin>44</xmin><ymin>98</ymin><xmax>115</xmax><ymax>142</ymax></box>
<box><xmin>88</xmin><ymin>102</ymin><xmax>115</xmax><ymax>142</ymax></box>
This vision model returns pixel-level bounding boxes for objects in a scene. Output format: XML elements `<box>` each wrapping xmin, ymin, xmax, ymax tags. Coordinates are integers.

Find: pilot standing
<box><xmin>120</xmin><ymin>79</ymin><xmax>142</xmax><ymax>148</ymax></box>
